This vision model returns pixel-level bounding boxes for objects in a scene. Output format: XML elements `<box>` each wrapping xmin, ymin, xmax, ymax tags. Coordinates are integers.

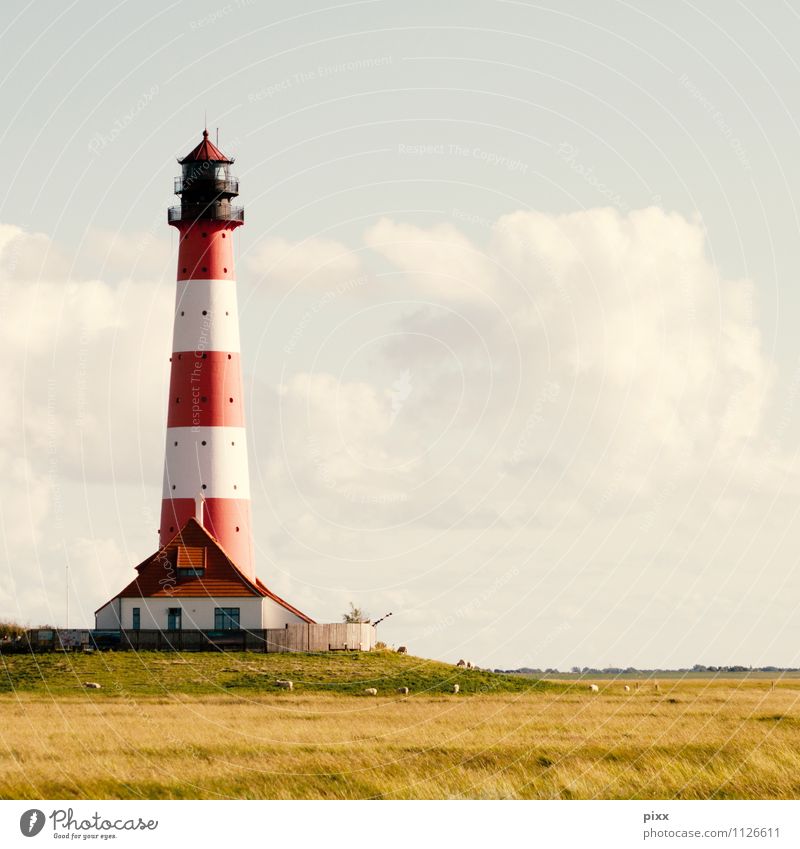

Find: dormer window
<box><xmin>176</xmin><ymin>545</ymin><xmax>206</xmax><ymax>577</ymax></box>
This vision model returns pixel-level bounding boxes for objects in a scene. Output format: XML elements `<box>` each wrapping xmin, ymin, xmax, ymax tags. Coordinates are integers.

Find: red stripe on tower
<box><xmin>162</xmin><ymin>130</ymin><xmax>255</xmax><ymax>580</ymax></box>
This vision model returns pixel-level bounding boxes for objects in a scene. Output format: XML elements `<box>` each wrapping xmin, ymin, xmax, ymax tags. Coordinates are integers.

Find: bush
<box><xmin>0</xmin><ymin>621</ymin><xmax>27</xmax><ymax>640</ymax></box>
<box><xmin>342</xmin><ymin>603</ymin><xmax>369</xmax><ymax>623</ymax></box>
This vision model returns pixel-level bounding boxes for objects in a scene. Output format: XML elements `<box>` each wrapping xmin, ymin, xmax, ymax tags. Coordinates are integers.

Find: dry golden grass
<box><xmin>2</xmin><ymin>678</ymin><xmax>800</xmax><ymax>799</ymax></box>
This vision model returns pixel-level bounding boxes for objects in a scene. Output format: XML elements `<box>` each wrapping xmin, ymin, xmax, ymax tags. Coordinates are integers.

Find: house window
<box><xmin>214</xmin><ymin>607</ymin><xmax>240</xmax><ymax>630</ymax></box>
<box><xmin>132</xmin><ymin>608</ymin><xmax>140</xmax><ymax>630</ymax></box>
<box><xmin>167</xmin><ymin>608</ymin><xmax>182</xmax><ymax>630</ymax></box>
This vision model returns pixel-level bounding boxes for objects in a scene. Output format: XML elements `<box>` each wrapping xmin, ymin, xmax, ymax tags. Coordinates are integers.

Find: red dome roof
<box><xmin>179</xmin><ymin>129</ymin><xmax>232</xmax><ymax>164</ymax></box>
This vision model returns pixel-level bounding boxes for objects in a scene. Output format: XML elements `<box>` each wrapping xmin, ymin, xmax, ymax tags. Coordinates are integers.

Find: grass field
<box><xmin>2</xmin><ymin>651</ymin><xmax>800</xmax><ymax>799</ymax></box>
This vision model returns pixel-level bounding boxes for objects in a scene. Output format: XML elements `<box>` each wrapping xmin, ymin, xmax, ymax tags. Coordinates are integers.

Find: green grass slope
<box><xmin>0</xmin><ymin>650</ymin><xmax>558</xmax><ymax>697</ymax></box>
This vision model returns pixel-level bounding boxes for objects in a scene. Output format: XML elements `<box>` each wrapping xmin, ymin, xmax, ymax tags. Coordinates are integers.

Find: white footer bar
<box><xmin>1</xmin><ymin>800</ymin><xmax>797</xmax><ymax>847</ymax></box>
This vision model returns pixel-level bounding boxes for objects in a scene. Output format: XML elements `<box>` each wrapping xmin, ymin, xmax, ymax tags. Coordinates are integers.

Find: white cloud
<box><xmin>364</xmin><ymin>217</ymin><xmax>498</xmax><ymax>300</ymax></box>
<box><xmin>249</xmin><ymin>207</ymin><xmax>799</xmax><ymax>666</ymax></box>
<box><xmin>0</xmin><ymin>223</ymin><xmax>171</xmax><ymax>627</ymax></box>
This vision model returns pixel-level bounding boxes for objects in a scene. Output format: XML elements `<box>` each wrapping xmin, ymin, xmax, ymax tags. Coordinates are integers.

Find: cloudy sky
<box><xmin>2</xmin><ymin>0</ymin><xmax>800</xmax><ymax>669</ymax></box>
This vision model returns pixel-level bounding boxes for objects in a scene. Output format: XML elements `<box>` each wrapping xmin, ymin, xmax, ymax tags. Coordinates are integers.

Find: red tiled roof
<box><xmin>96</xmin><ymin>518</ymin><xmax>314</xmax><ymax>622</ymax></box>
<box><xmin>179</xmin><ymin>129</ymin><xmax>232</xmax><ymax>163</ymax></box>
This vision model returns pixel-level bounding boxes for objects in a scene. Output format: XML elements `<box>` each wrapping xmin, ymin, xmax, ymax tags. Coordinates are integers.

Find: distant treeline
<box><xmin>496</xmin><ymin>665</ymin><xmax>800</xmax><ymax>675</ymax></box>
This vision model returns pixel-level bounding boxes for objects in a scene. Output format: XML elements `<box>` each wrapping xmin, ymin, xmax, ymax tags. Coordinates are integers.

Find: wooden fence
<box><xmin>23</xmin><ymin>623</ymin><xmax>376</xmax><ymax>653</ymax></box>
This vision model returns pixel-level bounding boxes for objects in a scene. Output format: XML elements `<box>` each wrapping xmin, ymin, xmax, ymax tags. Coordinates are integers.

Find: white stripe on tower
<box><xmin>161</xmin><ymin>220</ymin><xmax>254</xmax><ymax>579</ymax></box>
<box><xmin>172</xmin><ymin>279</ymin><xmax>241</xmax><ymax>353</ymax></box>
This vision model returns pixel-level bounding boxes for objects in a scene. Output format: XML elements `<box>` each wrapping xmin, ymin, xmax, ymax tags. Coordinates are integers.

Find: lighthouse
<box><xmin>95</xmin><ymin>130</ymin><xmax>312</xmax><ymax>634</ymax></box>
<box><xmin>161</xmin><ymin>129</ymin><xmax>253</xmax><ymax>577</ymax></box>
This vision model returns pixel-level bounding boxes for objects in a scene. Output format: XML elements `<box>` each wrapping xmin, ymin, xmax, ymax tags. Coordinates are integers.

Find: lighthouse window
<box><xmin>201</xmin><ymin>440</ymin><xmax>207</xmax><ymax>446</ymax></box>
<box><xmin>202</xmin><ymin>310</ymin><xmax>207</xmax><ymax>315</ymax></box>
<box><xmin>202</xmin><ymin>266</ymin><xmax>207</xmax><ymax>272</ymax></box>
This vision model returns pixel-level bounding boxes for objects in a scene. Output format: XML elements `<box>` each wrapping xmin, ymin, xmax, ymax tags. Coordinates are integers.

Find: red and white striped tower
<box><xmin>161</xmin><ymin>130</ymin><xmax>255</xmax><ymax>580</ymax></box>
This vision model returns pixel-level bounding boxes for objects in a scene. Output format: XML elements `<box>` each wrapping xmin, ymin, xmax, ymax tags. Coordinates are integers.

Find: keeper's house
<box><xmin>95</xmin><ymin>518</ymin><xmax>312</xmax><ymax>632</ymax></box>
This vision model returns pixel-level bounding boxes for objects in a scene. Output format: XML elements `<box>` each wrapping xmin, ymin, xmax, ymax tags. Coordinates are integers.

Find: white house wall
<box><xmin>95</xmin><ymin>599</ymin><xmax>121</xmax><ymax>629</ymax></box>
<box><xmin>262</xmin><ymin>596</ymin><xmax>307</xmax><ymax>628</ymax></box>
<box><xmin>96</xmin><ymin>596</ymin><xmax>306</xmax><ymax>630</ymax></box>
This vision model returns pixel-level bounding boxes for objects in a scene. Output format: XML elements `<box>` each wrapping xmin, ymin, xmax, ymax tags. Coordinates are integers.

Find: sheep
<box><xmin>452</xmin><ymin>684</ymin><xmax>460</xmax><ymax>694</ymax></box>
<box><xmin>466</xmin><ymin>662</ymin><xmax>473</xmax><ymax>669</ymax></box>
<box><xmin>364</xmin><ymin>688</ymin><xmax>378</xmax><ymax>696</ymax></box>
<box><xmin>588</xmin><ymin>684</ymin><xmax>599</xmax><ymax>693</ymax></box>
<box><xmin>83</xmin><ymin>682</ymin><xmax>102</xmax><ymax>689</ymax></box>
<box><xmin>397</xmin><ymin>686</ymin><xmax>409</xmax><ymax>695</ymax></box>
<box><xmin>396</xmin><ymin>646</ymin><xmax>407</xmax><ymax>654</ymax></box>
<box><xmin>456</xmin><ymin>659</ymin><xmax>466</xmax><ymax>667</ymax></box>
<box><xmin>275</xmin><ymin>680</ymin><xmax>293</xmax><ymax>690</ymax></box>
<box><xmin>623</xmin><ymin>685</ymin><xmax>631</xmax><ymax>693</ymax></box>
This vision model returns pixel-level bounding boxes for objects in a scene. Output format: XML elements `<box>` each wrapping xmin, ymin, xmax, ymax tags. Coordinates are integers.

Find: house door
<box><xmin>167</xmin><ymin>608</ymin><xmax>182</xmax><ymax>630</ymax></box>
